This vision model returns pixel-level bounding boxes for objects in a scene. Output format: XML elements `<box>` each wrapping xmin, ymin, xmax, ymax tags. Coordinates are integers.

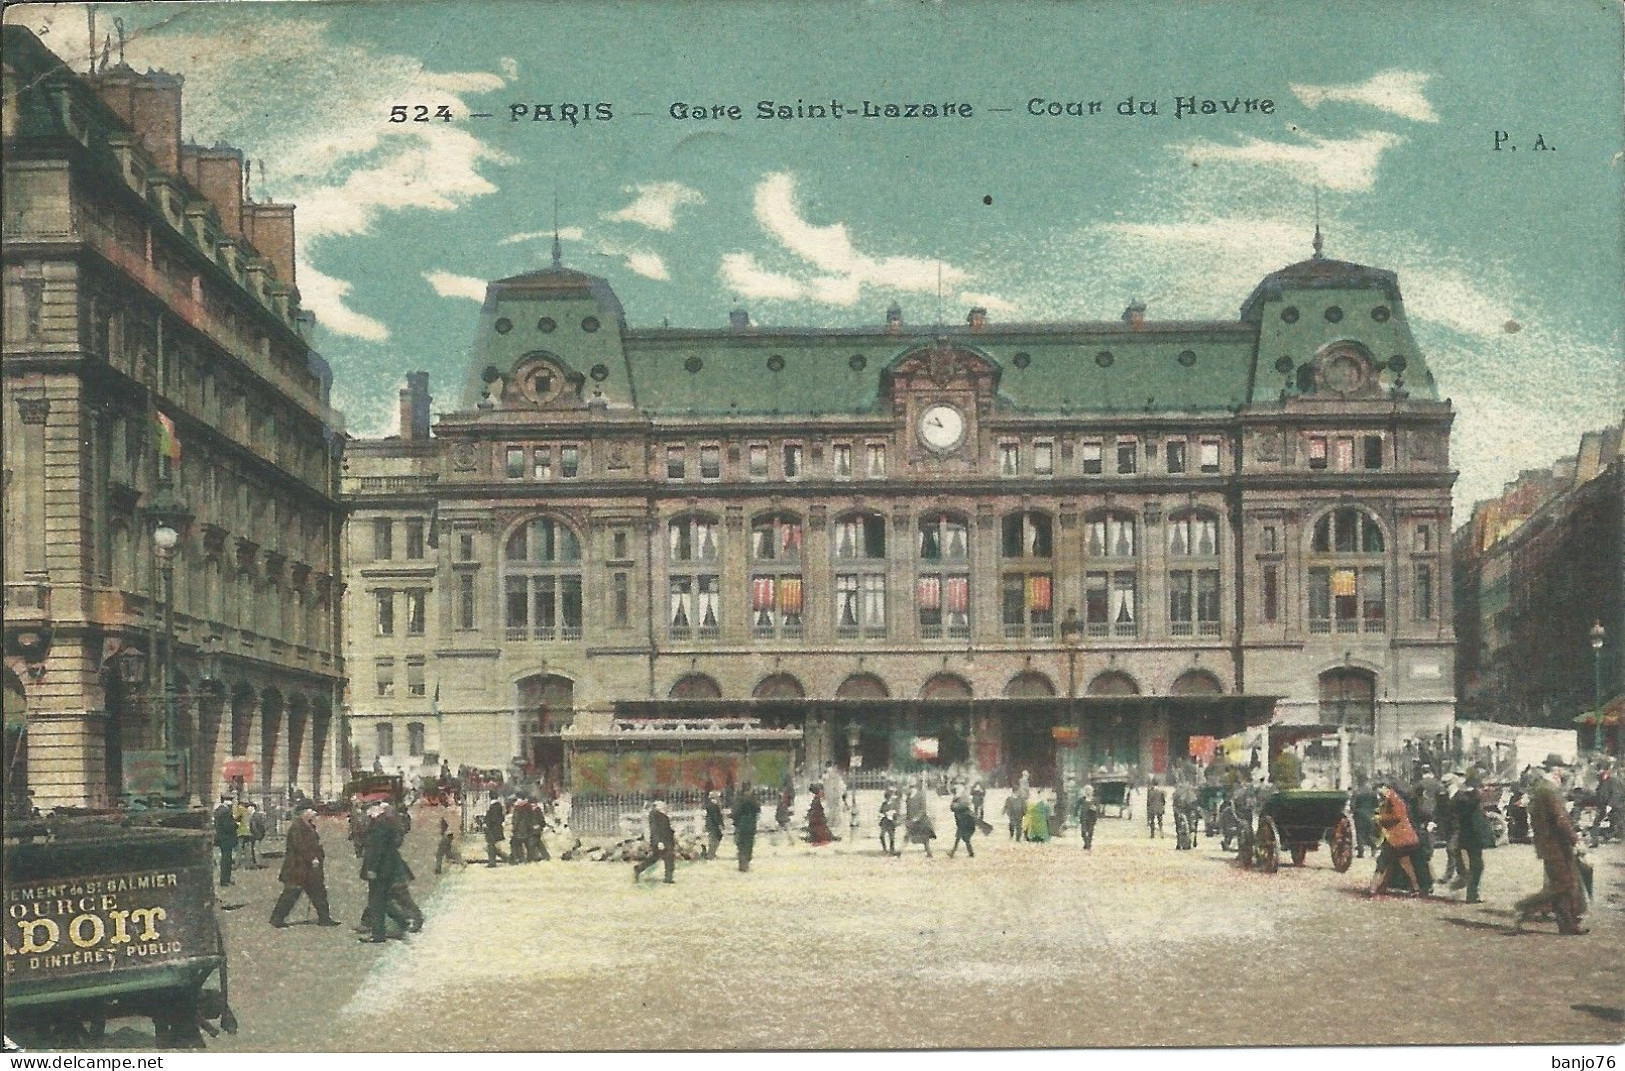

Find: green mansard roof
<box><xmin>460</xmin><ymin>249</ymin><xmax>1441</xmax><ymax>416</ymax></box>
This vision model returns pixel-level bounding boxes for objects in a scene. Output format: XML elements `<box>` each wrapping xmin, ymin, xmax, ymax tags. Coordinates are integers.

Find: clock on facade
<box><xmin>918</xmin><ymin>403</ymin><xmax>966</xmax><ymax>452</ymax></box>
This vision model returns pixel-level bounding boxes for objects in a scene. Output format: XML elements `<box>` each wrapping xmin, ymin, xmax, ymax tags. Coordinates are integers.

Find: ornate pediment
<box><xmin>884</xmin><ymin>341</ymin><xmax>1001</xmax><ymax>395</ymax></box>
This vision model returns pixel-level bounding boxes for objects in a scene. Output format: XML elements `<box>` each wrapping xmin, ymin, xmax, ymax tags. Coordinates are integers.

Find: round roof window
<box><xmin>1324</xmin><ymin>306</ymin><xmax>1344</xmax><ymax>323</ymax></box>
<box><xmin>494</xmin><ymin>317</ymin><xmax>513</xmax><ymax>334</ymax></box>
<box><xmin>581</xmin><ymin>316</ymin><xmax>601</xmax><ymax>333</ymax></box>
<box><xmin>1011</xmin><ymin>352</ymin><xmax>1031</xmax><ymax>369</ymax></box>
<box><xmin>1370</xmin><ymin>306</ymin><xmax>1391</xmax><ymax>323</ymax></box>
<box><xmin>767</xmin><ymin>354</ymin><xmax>786</xmax><ymax>372</ymax></box>
<box><xmin>684</xmin><ymin>356</ymin><xmax>703</xmax><ymax>374</ymax></box>
<box><xmin>849</xmin><ymin>354</ymin><xmax>867</xmax><ymax>371</ymax></box>
<box><xmin>1094</xmin><ymin>350</ymin><xmax>1115</xmax><ymax>368</ymax></box>
<box><xmin>589</xmin><ymin>363</ymin><xmax>610</xmax><ymax>382</ymax></box>
<box><xmin>538</xmin><ymin>316</ymin><xmax>557</xmax><ymax>333</ymax></box>
<box><xmin>1177</xmin><ymin>350</ymin><xmax>1197</xmax><ymax>367</ymax></box>
<box><xmin>1280</xmin><ymin>306</ymin><xmax>1300</xmax><ymax>324</ymax></box>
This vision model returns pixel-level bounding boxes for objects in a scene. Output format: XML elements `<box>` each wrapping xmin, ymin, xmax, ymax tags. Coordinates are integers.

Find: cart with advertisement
<box><xmin>1239</xmin><ymin>788</ymin><xmax>1355</xmax><ymax>873</ymax></box>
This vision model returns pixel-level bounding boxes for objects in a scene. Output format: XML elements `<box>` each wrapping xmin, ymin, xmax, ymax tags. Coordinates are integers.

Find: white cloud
<box><xmin>719</xmin><ymin>253</ymin><xmax>806</xmax><ymax>301</ymax></box>
<box><xmin>1177</xmin><ymin>130</ymin><xmax>1404</xmax><ymax>192</ymax></box>
<box><xmin>604</xmin><ymin>182</ymin><xmax>705</xmax><ymax>231</ymax></box>
<box><xmin>298</xmin><ymin>262</ymin><xmax>389</xmax><ymax>342</ymax></box>
<box><xmin>500</xmin><ymin>226</ymin><xmax>585</xmax><ymax>246</ymax></box>
<box><xmin>721</xmin><ymin>172</ymin><xmax>974</xmax><ymax>308</ymax></box>
<box><xmin>1291</xmin><ymin>70</ymin><xmax>1439</xmax><ymax>123</ymax></box>
<box><xmin>54</xmin><ymin>15</ymin><xmax>514</xmax><ymax>341</ymax></box>
<box><xmin>422</xmin><ymin>271</ymin><xmax>488</xmax><ymax>302</ymax></box>
<box><xmin>958</xmin><ymin>291</ymin><xmax>1021</xmax><ymax>318</ymax></box>
<box><xmin>622</xmin><ymin>252</ymin><xmax>670</xmax><ymax>281</ymax></box>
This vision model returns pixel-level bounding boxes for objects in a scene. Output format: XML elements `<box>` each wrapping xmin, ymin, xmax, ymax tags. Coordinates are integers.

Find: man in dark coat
<box><xmin>947</xmin><ymin>789</ymin><xmax>977</xmax><ymax>858</ymax></box>
<box><xmin>703</xmin><ymin>792</ymin><xmax>725</xmax><ymax>860</ymax></box>
<box><xmin>1145</xmin><ymin>780</ymin><xmax>1166</xmax><ymax>839</ymax></box>
<box><xmin>213</xmin><ymin>799</ymin><xmax>238</xmax><ymax>887</ymax></box>
<box><xmin>483</xmin><ymin>796</ymin><xmax>507</xmax><ymax>867</ymax></box>
<box><xmin>1351</xmin><ymin>779</ymin><xmax>1380</xmax><ymax>858</ymax></box>
<box><xmin>1514</xmin><ymin>767</ymin><xmax>1588</xmax><ymax>934</ymax></box>
<box><xmin>271</xmin><ymin>804</ymin><xmax>338</xmax><ymax>927</ymax></box>
<box><xmin>508</xmin><ymin>796</ymin><xmax>532</xmax><ymax>864</ymax></box>
<box><xmin>732</xmin><ymin>784</ymin><xmax>761</xmax><ymax>872</ymax></box>
<box><xmin>633</xmin><ymin>800</ymin><xmax>677</xmax><ymax>883</ymax></box>
<box><xmin>359</xmin><ymin>803</ymin><xmax>411</xmax><ymax>942</ymax></box>
<box><xmin>1451</xmin><ymin>769</ymin><xmax>1496</xmax><ymax>904</ymax></box>
<box><xmin>1076</xmin><ymin>784</ymin><xmax>1100</xmax><ymax>850</ymax></box>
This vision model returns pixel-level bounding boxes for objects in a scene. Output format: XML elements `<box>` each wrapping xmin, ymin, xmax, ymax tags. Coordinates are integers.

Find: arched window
<box><xmin>1167</xmin><ymin>510</ymin><xmax>1221</xmax><ymax>638</ymax></box>
<box><xmin>503</xmin><ymin>517</ymin><xmax>584</xmax><ymax>641</ymax></box>
<box><xmin>1001</xmin><ymin>511</ymin><xmax>1054</xmax><ymax>639</ymax></box>
<box><xmin>750</xmin><ymin>513</ymin><xmax>803</xmax><ymax>640</ymax></box>
<box><xmin>836</xmin><ymin>673</ymin><xmax>889</xmax><ymax>699</ymax></box>
<box><xmin>1170</xmin><ymin>669</ymin><xmax>1223</xmax><ymax>696</ymax></box>
<box><xmin>833</xmin><ymin>511</ymin><xmax>886</xmax><ymax>639</ymax></box>
<box><xmin>668</xmin><ymin>514</ymin><xmax>720</xmax><ymax>640</ymax></box>
<box><xmin>1319</xmin><ymin>668</ymin><xmax>1375</xmax><ymax>731</ymax></box>
<box><xmin>1309</xmin><ymin>508</ymin><xmax>1386</xmax><ymax>634</ymax></box>
<box><xmin>1084</xmin><ymin>510</ymin><xmax>1138</xmax><ymax>638</ymax></box>
<box><xmin>921</xmin><ymin>673</ymin><xmax>972</xmax><ymax>700</ymax></box>
<box><xmin>917</xmin><ymin>512</ymin><xmax>970</xmax><ymax>640</ymax></box>
<box><xmin>669</xmin><ymin>673</ymin><xmax>722</xmax><ymax>700</ymax></box>
<box><xmin>753</xmin><ymin>673</ymin><xmax>805</xmax><ymax>699</ymax></box>
<box><xmin>1087</xmin><ymin>671</ymin><xmax>1139</xmax><ymax>697</ymax></box>
<box><xmin>1004</xmin><ymin>671</ymin><xmax>1057</xmax><ymax>699</ymax></box>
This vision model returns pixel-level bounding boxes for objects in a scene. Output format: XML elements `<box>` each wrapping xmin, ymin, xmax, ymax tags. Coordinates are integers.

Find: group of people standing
<box><xmin>210</xmin><ymin>798</ymin><xmax>268</xmax><ymax>887</ymax></box>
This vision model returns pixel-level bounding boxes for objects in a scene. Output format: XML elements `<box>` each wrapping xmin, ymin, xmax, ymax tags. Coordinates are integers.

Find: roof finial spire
<box><xmin>1312</xmin><ymin>188</ymin><xmax>1324</xmax><ymax>260</ymax></box>
<box><xmin>551</xmin><ymin>192</ymin><xmax>563</xmax><ymax>268</ymax></box>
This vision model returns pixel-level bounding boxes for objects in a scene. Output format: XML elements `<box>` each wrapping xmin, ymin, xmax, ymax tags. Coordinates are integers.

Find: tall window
<box><xmin>999</xmin><ymin>441</ymin><xmax>1021</xmax><ymax>476</ymax></box>
<box><xmin>560</xmin><ymin>444</ymin><xmax>580</xmax><ymax>478</ymax></box>
<box><xmin>917</xmin><ymin>512</ymin><xmax>971</xmax><ymax>640</ymax></box>
<box><xmin>1084</xmin><ymin>511</ymin><xmax>1138</xmax><ymax>637</ymax></box>
<box><xmin>1199</xmin><ymin>440</ymin><xmax>1221</xmax><ymax>474</ymax></box>
<box><xmin>1167</xmin><ymin>510</ymin><xmax>1221</xmax><ymax>637</ymax></box>
<box><xmin>372</xmin><ymin>518</ymin><xmax>393</xmax><ymax>560</ymax></box>
<box><xmin>699</xmin><ymin>444</ymin><xmax>722</xmax><ymax>481</ymax></box>
<box><xmin>406</xmin><ymin>660</ymin><xmax>426</xmax><ymax>697</ymax></box>
<box><xmin>865</xmin><ymin>443</ymin><xmax>887</xmax><ymax>478</ymax></box>
<box><xmin>405</xmin><ymin>589</ymin><xmax>426</xmax><ymax>635</ymax></box>
<box><xmin>666</xmin><ymin>445</ymin><xmax>686</xmax><ymax>480</ymax></box>
<box><xmin>1001</xmin><ymin>511</ymin><xmax>1054</xmax><ymax>639</ymax></box>
<box><xmin>374</xmin><ymin>658</ymin><xmax>395</xmax><ymax>698</ymax></box>
<box><xmin>748</xmin><ymin>444</ymin><xmax>769</xmax><ymax>479</ymax></box>
<box><xmin>532</xmin><ymin>447</ymin><xmax>553</xmax><ymax>480</ymax></box>
<box><xmin>1308</xmin><ymin>436</ymin><xmax>1328</xmax><ymax>470</ymax></box>
<box><xmin>1033</xmin><ymin>441</ymin><xmax>1054</xmax><ymax>476</ymax></box>
<box><xmin>612</xmin><ymin>572</ymin><xmax>630</xmax><ymax>626</ymax></box>
<box><xmin>405</xmin><ymin>519</ymin><xmax>425</xmax><ymax>560</ymax></box>
<box><xmin>782</xmin><ymin>444</ymin><xmax>803</xmax><ymax>478</ymax></box>
<box><xmin>1413</xmin><ymin>562</ymin><xmax>1435</xmax><ymax>621</ymax></box>
<box><xmin>832</xmin><ymin>443</ymin><xmax>853</xmax><ymax>479</ymax></box>
<box><xmin>751</xmin><ymin>513</ymin><xmax>804</xmax><ymax>639</ymax></box>
<box><xmin>504</xmin><ymin>517</ymin><xmax>584</xmax><ymax>641</ymax></box>
<box><xmin>505</xmin><ymin>447</ymin><xmax>525</xmax><ymax>479</ymax></box>
<box><xmin>1081</xmin><ymin>440</ymin><xmax>1103</xmax><ymax>475</ymax></box>
<box><xmin>1116</xmin><ymin>437</ymin><xmax>1138</xmax><ymax>475</ymax></box>
<box><xmin>834</xmin><ymin>511</ymin><xmax>886</xmax><ymax>639</ymax></box>
<box><xmin>1165</xmin><ymin>439</ymin><xmax>1187</xmax><ymax>474</ymax></box>
<box><xmin>375</xmin><ymin>590</ymin><xmax>395</xmax><ymax>636</ymax></box>
<box><xmin>458</xmin><ymin>573</ymin><xmax>476</xmax><ymax>630</ymax></box>
<box><xmin>375</xmin><ymin>723</ymin><xmax>394</xmax><ymax>757</ymax></box>
<box><xmin>669</xmin><ymin>515</ymin><xmax>720</xmax><ymax>640</ymax></box>
<box><xmin>407</xmin><ymin>722</ymin><xmax>425</xmax><ymax>757</ymax></box>
<box><xmin>1309</xmin><ymin>508</ymin><xmax>1386</xmax><ymax>634</ymax></box>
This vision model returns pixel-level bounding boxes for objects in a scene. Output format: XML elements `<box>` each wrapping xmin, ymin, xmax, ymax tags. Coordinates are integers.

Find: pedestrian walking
<box><xmin>1451</xmin><ymin>768</ymin><xmax>1496</xmax><ymax>904</ymax></box>
<box><xmin>270</xmin><ymin>804</ymin><xmax>339</xmax><ymax>928</ymax></box>
<box><xmin>1436</xmin><ymin>773</ymin><xmax>1461</xmax><ymax>883</ymax></box>
<box><xmin>878</xmin><ymin>788</ymin><xmax>900</xmax><ymax>856</ymax></box>
<box><xmin>904</xmin><ymin>780</ymin><xmax>936</xmax><ymax>856</ymax></box>
<box><xmin>971</xmin><ymin>782</ymin><xmax>986</xmax><ymax>821</ymax></box>
<box><xmin>947</xmin><ymin>789</ymin><xmax>977</xmax><ymax>858</ymax></box>
<box><xmin>484</xmin><ymin>796</ymin><xmax>507</xmax><ymax>867</ymax></box>
<box><xmin>1003</xmin><ymin>790</ymin><xmax>1025</xmax><ymax>840</ymax></box>
<box><xmin>527</xmin><ymin>797</ymin><xmax>552</xmax><ymax>861</ymax></box>
<box><xmin>359</xmin><ymin>804</ymin><xmax>411</xmax><ymax>943</ymax></box>
<box><xmin>1367</xmin><ymin>784</ymin><xmax>1422</xmax><ymax>897</ymax></box>
<box><xmin>733</xmin><ymin>784</ymin><xmax>761</xmax><ymax>872</ymax></box>
<box><xmin>1145</xmin><ymin>780</ymin><xmax>1166</xmax><ymax>839</ymax></box>
<box><xmin>233</xmin><ymin>800</ymin><xmax>255</xmax><ymax>868</ymax></box>
<box><xmin>633</xmin><ymin>800</ymin><xmax>677</xmax><ymax>884</ymax></box>
<box><xmin>1351</xmin><ymin>778</ymin><xmax>1379</xmax><ymax>859</ymax></box>
<box><xmin>212</xmin><ymin>799</ymin><xmax>238</xmax><ymax>887</ymax></box>
<box><xmin>775</xmin><ymin>785</ymin><xmax>794</xmax><ymax>832</ymax></box>
<box><xmin>1076</xmin><ymin>785</ymin><xmax>1099</xmax><ymax>850</ymax></box>
<box><xmin>246</xmin><ymin>804</ymin><xmax>267</xmax><ymax>868</ymax></box>
<box><xmin>508</xmin><ymin>796</ymin><xmax>532</xmax><ymax>864</ymax></box>
<box><xmin>1023</xmin><ymin>791</ymin><xmax>1052</xmax><ymax>842</ymax></box>
<box><xmin>704</xmin><ymin>791</ymin><xmax>725</xmax><ymax>860</ymax></box>
<box><xmin>434</xmin><ymin>814</ymin><xmax>466</xmax><ymax>874</ymax></box>
<box><xmin>1513</xmin><ymin>765</ymin><xmax>1589</xmax><ymax>934</ymax></box>
<box><xmin>805</xmin><ymin>785</ymin><xmax>836</xmax><ymax>845</ymax></box>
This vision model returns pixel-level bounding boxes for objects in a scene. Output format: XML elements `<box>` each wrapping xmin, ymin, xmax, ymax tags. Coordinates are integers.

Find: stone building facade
<box><xmin>1454</xmin><ymin>418</ymin><xmax>1623</xmax><ymax>742</ymax></box>
<box><xmin>2</xmin><ymin>28</ymin><xmax>345</xmax><ymax>809</ymax></box>
<box><xmin>344</xmin><ymin>239</ymin><xmax>1456</xmax><ymax>790</ymax></box>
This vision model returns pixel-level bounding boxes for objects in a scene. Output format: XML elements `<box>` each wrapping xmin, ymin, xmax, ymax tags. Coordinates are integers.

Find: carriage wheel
<box><xmin>1237</xmin><ymin>825</ymin><xmax>1254</xmax><ymax>868</ymax></box>
<box><xmin>1290</xmin><ymin>844</ymin><xmax>1308</xmax><ymax>867</ymax></box>
<box><xmin>1255</xmin><ymin>817</ymin><xmax>1280</xmax><ymax>873</ymax></box>
<box><xmin>1330</xmin><ymin>815</ymin><xmax>1355</xmax><ymax>873</ymax></box>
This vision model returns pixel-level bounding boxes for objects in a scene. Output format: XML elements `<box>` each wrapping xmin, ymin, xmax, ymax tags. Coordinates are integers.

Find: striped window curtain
<box><xmin>1026</xmin><ymin>574</ymin><xmax>1053</xmax><ymax>613</ymax></box>
<box><xmin>917</xmin><ymin>575</ymin><xmax>942</xmax><ymax>610</ymax></box>
<box><xmin>779</xmin><ymin>576</ymin><xmax>804</xmax><ymax>615</ymax></box>
<box><xmin>752</xmin><ymin>576</ymin><xmax>776</xmax><ymax>612</ymax></box>
<box><xmin>945</xmin><ymin>575</ymin><xmax>970</xmax><ymax>615</ymax></box>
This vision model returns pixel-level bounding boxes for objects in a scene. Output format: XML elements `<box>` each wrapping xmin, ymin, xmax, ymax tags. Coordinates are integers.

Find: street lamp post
<box><xmin>1590</xmin><ymin>621</ymin><xmax>1607</xmax><ymax>754</ymax></box>
<box><xmin>148</xmin><ymin>485</ymin><xmax>193</xmax><ymax>804</ymax></box>
<box><xmin>1060</xmin><ymin>607</ymin><xmax>1085</xmax><ymax>795</ymax></box>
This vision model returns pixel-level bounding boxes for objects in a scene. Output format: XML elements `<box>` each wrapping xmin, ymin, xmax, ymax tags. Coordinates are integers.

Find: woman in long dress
<box><xmin>1023</xmin><ymin>792</ymin><xmax>1052</xmax><ymax>842</ymax></box>
<box><xmin>805</xmin><ymin>786</ymin><xmax>835</xmax><ymax>844</ymax></box>
<box><xmin>904</xmin><ymin>780</ymin><xmax>936</xmax><ymax>856</ymax></box>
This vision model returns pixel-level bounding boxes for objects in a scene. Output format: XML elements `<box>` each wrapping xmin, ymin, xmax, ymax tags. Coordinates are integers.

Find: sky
<box><xmin>10</xmin><ymin>0</ymin><xmax>1624</xmax><ymax>513</ymax></box>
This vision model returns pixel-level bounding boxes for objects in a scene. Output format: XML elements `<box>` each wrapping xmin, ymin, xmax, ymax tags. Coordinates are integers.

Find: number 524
<box><xmin>389</xmin><ymin>105</ymin><xmax>454</xmax><ymax>123</ymax></box>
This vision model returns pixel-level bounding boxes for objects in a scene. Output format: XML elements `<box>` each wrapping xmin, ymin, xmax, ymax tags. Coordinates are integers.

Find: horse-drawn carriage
<box><xmin>1091</xmin><ymin>776</ymin><xmax>1132</xmax><ymax>819</ymax></box>
<box><xmin>1237</xmin><ymin>789</ymin><xmax>1355</xmax><ymax>874</ymax></box>
<box><xmin>1197</xmin><ymin>784</ymin><xmax>1229</xmax><ymax>837</ymax></box>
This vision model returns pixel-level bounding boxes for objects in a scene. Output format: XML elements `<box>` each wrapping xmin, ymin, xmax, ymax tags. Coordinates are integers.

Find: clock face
<box><xmin>918</xmin><ymin>403</ymin><xmax>966</xmax><ymax>452</ymax></box>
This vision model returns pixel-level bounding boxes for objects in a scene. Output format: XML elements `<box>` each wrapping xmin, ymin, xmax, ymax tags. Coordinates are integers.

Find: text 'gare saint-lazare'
<box><xmin>503</xmin><ymin>95</ymin><xmax>1276</xmax><ymax>124</ymax></box>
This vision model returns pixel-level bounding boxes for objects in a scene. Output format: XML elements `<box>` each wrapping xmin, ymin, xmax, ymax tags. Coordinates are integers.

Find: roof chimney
<box><xmin>729</xmin><ymin>308</ymin><xmax>751</xmax><ymax>331</ymax></box>
<box><xmin>399</xmin><ymin>372</ymin><xmax>432</xmax><ymax>440</ymax></box>
<box><xmin>92</xmin><ymin>67</ymin><xmax>184</xmax><ymax>174</ymax></box>
<box><xmin>966</xmin><ymin>307</ymin><xmax>987</xmax><ymax>332</ymax></box>
<box><xmin>243</xmin><ymin>202</ymin><xmax>297</xmax><ymax>288</ymax></box>
<box><xmin>1122</xmin><ymin>299</ymin><xmax>1146</xmax><ymax>328</ymax></box>
<box><xmin>180</xmin><ymin>144</ymin><xmax>246</xmax><ymax>238</ymax></box>
<box><xmin>886</xmin><ymin>303</ymin><xmax>903</xmax><ymax>334</ymax></box>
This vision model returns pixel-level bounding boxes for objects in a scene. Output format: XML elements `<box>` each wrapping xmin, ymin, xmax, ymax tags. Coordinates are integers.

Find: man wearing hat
<box><xmin>703</xmin><ymin>791</ymin><xmax>725</xmax><ymax>861</ymax></box>
<box><xmin>1451</xmin><ymin>768</ymin><xmax>1496</xmax><ymax>904</ymax></box>
<box><xmin>271</xmin><ymin>804</ymin><xmax>339</xmax><ymax>928</ymax></box>
<box><xmin>731</xmin><ymin>784</ymin><xmax>761</xmax><ymax>872</ymax></box>
<box><xmin>359</xmin><ymin>802</ymin><xmax>414</xmax><ymax>942</ymax></box>
<box><xmin>633</xmin><ymin>800</ymin><xmax>677</xmax><ymax>884</ymax></box>
<box><xmin>1513</xmin><ymin>762</ymin><xmax>1588</xmax><ymax>934</ymax></box>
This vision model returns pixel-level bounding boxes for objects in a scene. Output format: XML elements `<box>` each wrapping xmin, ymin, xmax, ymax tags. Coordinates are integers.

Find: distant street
<box><xmin>85</xmin><ymin>790</ymin><xmax>1625</xmax><ymax>1051</ymax></box>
